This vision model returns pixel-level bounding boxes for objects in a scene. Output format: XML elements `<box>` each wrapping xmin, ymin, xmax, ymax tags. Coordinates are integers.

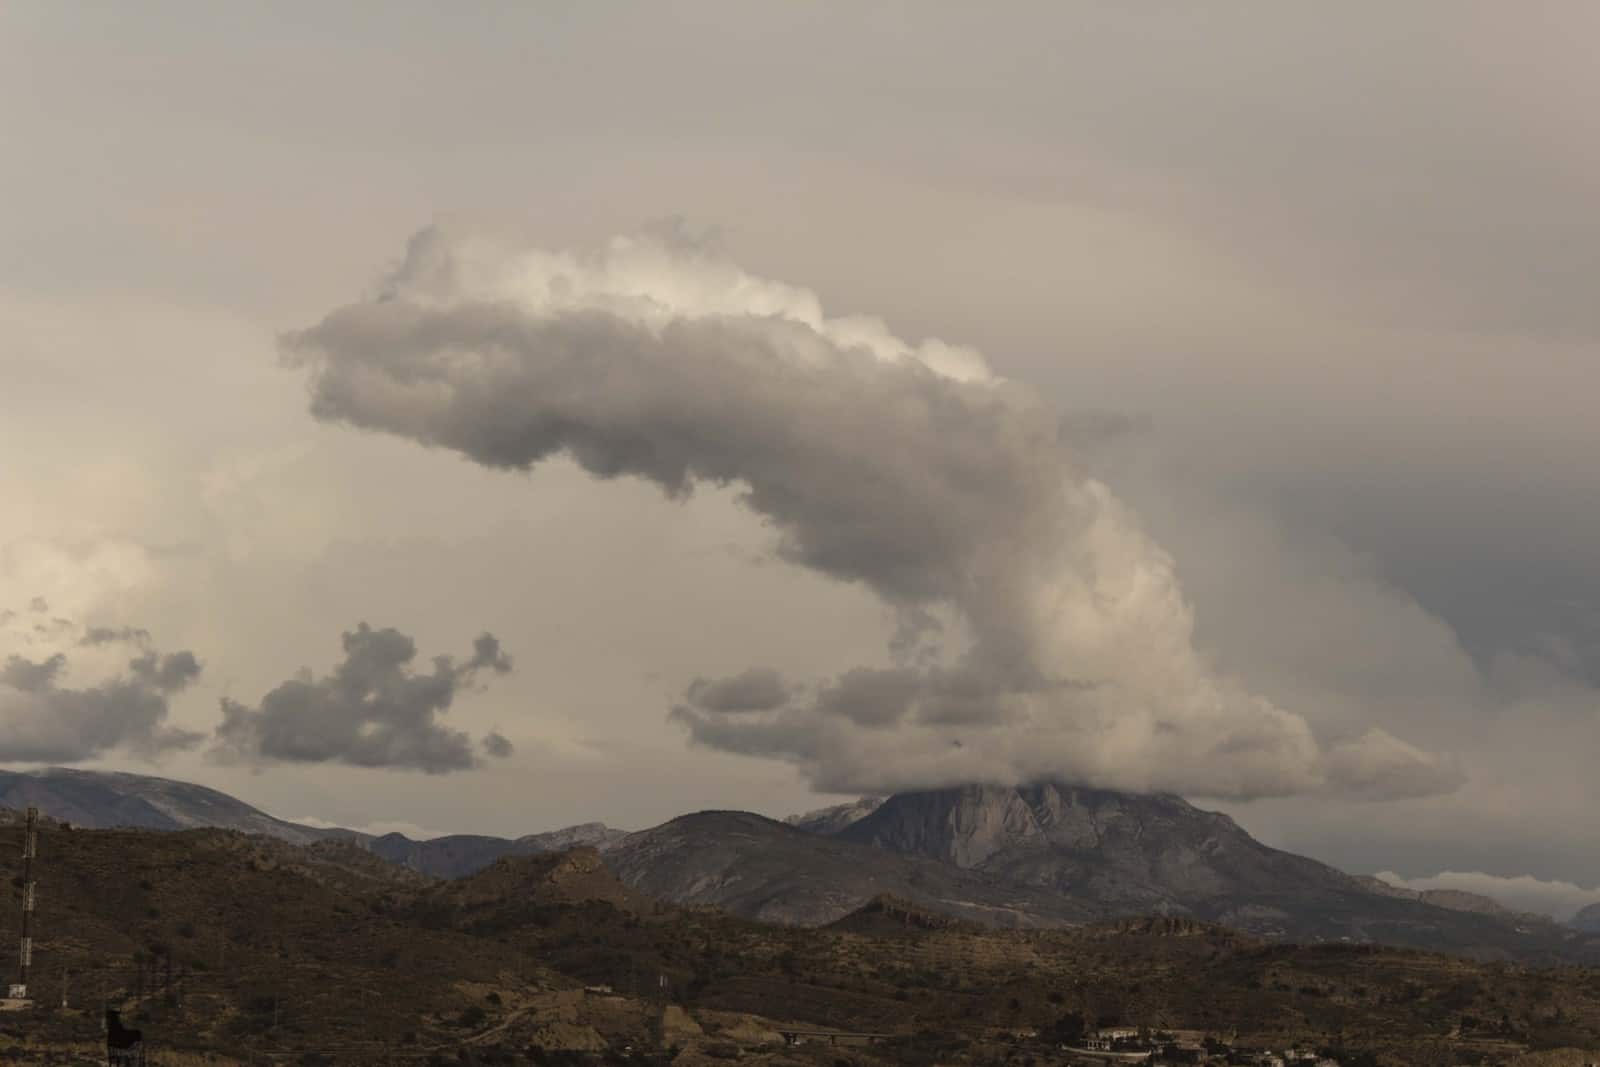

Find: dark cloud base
<box><xmin>0</xmin><ymin>615</ymin><xmax>204</xmax><ymax>763</ymax></box>
<box><xmin>213</xmin><ymin>622</ymin><xmax>513</xmax><ymax>773</ymax></box>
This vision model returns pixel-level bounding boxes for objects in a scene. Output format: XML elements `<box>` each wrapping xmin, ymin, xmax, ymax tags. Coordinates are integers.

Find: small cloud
<box><xmin>212</xmin><ymin>623</ymin><xmax>514</xmax><ymax>774</ymax></box>
<box><xmin>79</xmin><ymin>626</ymin><xmax>152</xmax><ymax>648</ymax></box>
<box><xmin>129</xmin><ymin>650</ymin><xmax>203</xmax><ymax>692</ymax></box>
<box><xmin>0</xmin><ymin>629</ymin><xmax>204</xmax><ymax>763</ymax></box>
<box><xmin>685</xmin><ymin>667</ymin><xmax>791</xmax><ymax>713</ymax></box>
<box><xmin>1</xmin><ymin>653</ymin><xmax>67</xmax><ymax>693</ymax></box>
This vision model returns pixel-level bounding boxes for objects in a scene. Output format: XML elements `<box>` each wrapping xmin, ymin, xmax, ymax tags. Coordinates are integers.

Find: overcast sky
<box><xmin>3</xmin><ymin>3</ymin><xmax>1598</xmax><ymax>915</ymax></box>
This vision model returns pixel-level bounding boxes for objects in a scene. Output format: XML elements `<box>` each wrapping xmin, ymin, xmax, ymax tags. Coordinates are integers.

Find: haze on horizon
<box><xmin>3</xmin><ymin>3</ymin><xmax>1598</xmax><ymax>921</ymax></box>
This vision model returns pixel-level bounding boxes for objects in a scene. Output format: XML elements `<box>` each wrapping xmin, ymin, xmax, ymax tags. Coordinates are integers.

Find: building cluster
<box><xmin>1068</xmin><ymin>1026</ymin><xmax>1344</xmax><ymax>1066</ymax></box>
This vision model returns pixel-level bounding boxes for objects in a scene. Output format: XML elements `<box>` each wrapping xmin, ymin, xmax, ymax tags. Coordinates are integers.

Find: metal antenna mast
<box><xmin>14</xmin><ymin>806</ymin><xmax>37</xmax><ymax>999</ymax></box>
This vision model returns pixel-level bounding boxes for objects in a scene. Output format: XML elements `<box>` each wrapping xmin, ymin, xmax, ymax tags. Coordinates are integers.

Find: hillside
<box><xmin>603</xmin><ymin>809</ymin><xmax>1098</xmax><ymax>927</ymax></box>
<box><xmin>837</xmin><ymin>783</ymin><xmax>1367</xmax><ymax>902</ymax></box>
<box><xmin>0</xmin><ymin>767</ymin><xmax>328</xmax><ymax>844</ymax></box>
<box><xmin>821</xmin><ymin>783</ymin><xmax>1600</xmax><ymax>959</ymax></box>
<box><xmin>0</xmin><ymin>820</ymin><xmax>549</xmax><ymax>1059</ymax></box>
<box><xmin>431</xmin><ymin>846</ymin><xmax>649</xmax><ymax>915</ymax></box>
<box><xmin>2</xmin><ymin>820</ymin><xmax>1600</xmax><ymax>1064</ymax></box>
<box><xmin>0</xmin><ymin>766</ymin><xmax>624</xmax><ymax>878</ymax></box>
<box><xmin>824</xmin><ymin>894</ymin><xmax>984</xmax><ymax>936</ymax></box>
<box><xmin>1357</xmin><ymin>874</ymin><xmax>1548</xmax><ymax>924</ymax></box>
<box><xmin>8</xmin><ymin>767</ymin><xmax>1598</xmax><ymax>968</ymax></box>
<box><xmin>783</xmin><ymin>796</ymin><xmax>884</xmax><ymax>835</ymax></box>
<box><xmin>365</xmin><ymin>822</ymin><xmax>627</xmax><ymax>878</ymax></box>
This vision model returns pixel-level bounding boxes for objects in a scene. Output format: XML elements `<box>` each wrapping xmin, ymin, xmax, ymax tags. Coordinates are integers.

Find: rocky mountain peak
<box><xmin>783</xmin><ymin>796</ymin><xmax>884</xmax><ymax>835</ymax></box>
<box><xmin>834</xmin><ymin>781</ymin><xmax>1365</xmax><ymax>919</ymax></box>
<box><xmin>836</xmin><ymin>781</ymin><xmax>1221</xmax><ymax>870</ymax></box>
<box><xmin>833</xmin><ymin>784</ymin><xmax>1042</xmax><ymax>867</ymax></box>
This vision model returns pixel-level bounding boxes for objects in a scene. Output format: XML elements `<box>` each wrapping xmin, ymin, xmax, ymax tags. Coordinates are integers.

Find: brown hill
<box><xmin>1</xmin><ymin>819</ymin><xmax>1599</xmax><ymax>1064</ymax></box>
<box><xmin>825</xmin><ymin>894</ymin><xmax>984</xmax><ymax>936</ymax></box>
<box><xmin>434</xmin><ymin>845</ymin><xmax>647</xmax><ymax>913</ymax></box>
<box><xmin>0</xmin><ymin>820</ymin><xmax>555</xmax><ymax>1058</ymax></box>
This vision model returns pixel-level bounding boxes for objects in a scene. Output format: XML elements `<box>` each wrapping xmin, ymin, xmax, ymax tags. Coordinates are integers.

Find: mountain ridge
<box><xmin>7</xmin><ymin>766</ymin><xmax>1599</xmax><ymax>963</ymax></box>
<box><xmin>0</xmin><ymin>765</ymin><xmax>623</xmax><ymax>878</ymax></box>
<box><xmin>603</xmin><ymin>809</ymin><xmax>1098</xmax><ymax>928</ymax></box>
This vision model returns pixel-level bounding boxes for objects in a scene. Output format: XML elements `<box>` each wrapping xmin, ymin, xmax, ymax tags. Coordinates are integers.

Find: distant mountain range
<box><xmin>4</xmin><ymin>765</ymin><xmax>1598</xmax><ymax>964</ymax></box>
<box><xmin>1353</xmin><ymin>873</ymin><xmax>1544</xmax><ymax>923</ymax></box>
<box><xmin>17</xmin><ymin>816</ymin><xmax>1600</xmax><ymax>1062</ymax></box>
<box><xmin>609</xmin><ymin>784</ymin><xmax>1599</xmax><ymax>961</ymax></box>
<box><xmin>0</xmin><ymin>766</ymin><xmax>329</xmax><ymax>843</ymax></box>
<box><xmin>0</xmin><ymin>767</ymin><xmax>623</xmax><ymax>878</ymax></box>
<box><xmin>360</xmin><ymin>823</ymin><xmax>626</xmax><ymax>879</ymax></box>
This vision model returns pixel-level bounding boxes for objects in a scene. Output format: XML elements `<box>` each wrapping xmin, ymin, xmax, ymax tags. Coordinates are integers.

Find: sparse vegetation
<box><xmin>0</xmin><ymin>822</ymin><xmax>1597</xmax><ymax>1064</ymax></box>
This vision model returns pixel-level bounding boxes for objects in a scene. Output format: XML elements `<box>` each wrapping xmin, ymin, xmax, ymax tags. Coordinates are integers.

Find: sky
<box><xmin>2</xmin><ymin>3</ymin><xmax>1598</xmax><ymax>918</ymax></box>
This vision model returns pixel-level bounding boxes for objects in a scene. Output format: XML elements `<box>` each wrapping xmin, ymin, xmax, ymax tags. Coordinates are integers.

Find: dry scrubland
<box><xmin>0</xmin><ymin>824</ymin><xmax>1597</xmax><ymax>1064</ymax></box>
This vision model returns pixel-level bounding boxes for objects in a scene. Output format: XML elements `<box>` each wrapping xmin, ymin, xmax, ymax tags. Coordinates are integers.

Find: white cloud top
<box><xmin>288</xmin><ymin>228</ymin><xmax>1460</xmax><ymax>800</ymax></box>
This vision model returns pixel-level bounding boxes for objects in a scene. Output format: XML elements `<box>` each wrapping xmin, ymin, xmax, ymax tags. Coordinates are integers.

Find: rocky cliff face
<box><xmin>783</xmin><ymin>797</ymin><xmax>883</xmax><ymax>835</ymax></box>
<box><xmin>598</xmin><ymin>791</ymin><xmax>1600</xmax><ymax>960</ymax></box>
<box><xmin>604</xmin><ymin>809</ymin><xmax>1096</xmax><ymax>927</ymax></box>
<box><xmin>836</xmin><ymin>782</ymin><xmax>1361</xmax><ymax>912</ymax></box>
<box><xmin>835</xmin><ymin>784</ymin><xmax>1043</xmax><ymax>867</ymax></box>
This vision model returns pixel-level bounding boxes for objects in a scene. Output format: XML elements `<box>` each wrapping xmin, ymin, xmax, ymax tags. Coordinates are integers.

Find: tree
<box><xmin>1050</xmin><ymin>1011</ymin><xmax>1086</xmax><ymax>1044</ymax></box>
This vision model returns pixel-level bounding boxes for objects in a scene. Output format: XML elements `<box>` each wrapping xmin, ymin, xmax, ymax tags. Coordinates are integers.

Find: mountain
<box><xmin>824</xmin><ymin>893</ymin><xmax>982</xmax><ymax>936</ymax></box>
<box><xmin>522</xmin><ymin>821</ymin><xmax>628</xmax><ymax>853</ymax></box>
<box><xmin>363</xmin><ymin>831</ymin><xmax>539</xmax><ymax>878</ymax></box>
<box><xmin>430</xmin><ymin>846</ymin><xmax>648</xmax><ymax>915</ymax></box>
<box><xmin>15</xmin><ymin>821</ymin><xmax>1600</xmax><ymax>1064</ymax></box>
<box><xmin>603</xmin><ymin>809</ymin><xmax>1097</xmax><ymax>927</ymax></box>
<box><xmin>0</xmin><ymin>766</ymin><xmax>331</xmax><ymax>844</ymax></box>
<box><xmin>836</xmin><ymin>783</ymin><xmax>1372</xmax><ymax>917</ymax></box>
<box><xmin>783</xmin><ymin>796</ymin><xmax>883</xmax><ymax>835</ymax></box>
<box><xmin>1356</xmin><ymin>874</ymin><xmax>1547</xmax><ymax>923</ymax></box>
<box><xmin>8</xmin><ymin>767</ymin><xmax>1597</xmax><ymax>964</ymax></box>
<box><xmin>0</xmin><ymin>766</ymin><xmax>624</xmax><ymax>879</ymax></box>
<box><xmin>1573</xmin><ymin>902</ymin><xmax>1600</xmax><ymax>933</ymax></box>
<box><xmin>363</xmin><ymin>822</ymin><xmax>627</xmax><ymax>878</ymax></box>
<box><xmin>802</xmin><ymin>783</ymin><xmax>1600</xmax><ymax>958</ymax></box>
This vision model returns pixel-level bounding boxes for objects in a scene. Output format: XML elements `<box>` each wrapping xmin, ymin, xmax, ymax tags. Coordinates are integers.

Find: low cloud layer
<box><xmin>0</xmin><ymin>610</ymin><xmax>203</xmax><ymax>762</ymax></box>
<box><xmin>1376</xmin><ymin>870</ymin><xmax>1600</xmax><ymax>924</ymax></box>
<box><xmin>213</xmin><ymin>622</ymin><xmax>513</xmax><ymax>773</ymax></box>
<box><xmin>286</xmin><ymin>228</ymin><xmax>1460</xmax><ymax>799</ymax></box>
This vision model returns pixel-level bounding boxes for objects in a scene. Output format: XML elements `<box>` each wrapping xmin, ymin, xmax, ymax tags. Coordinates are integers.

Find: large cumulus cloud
<box><xmin>0</xmin><ymin>610</ymin><xmax>203</xmax><ymax>761</ymax></box>
<box><xmin>213</xmin><ymin>622</ymin><xmax>513</xmax><ymax>773</ymax></box>
<box><xmin>285</xmin><ymin>227</ymin><xmax>1458</xmax><ymax>800</ymax></box>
